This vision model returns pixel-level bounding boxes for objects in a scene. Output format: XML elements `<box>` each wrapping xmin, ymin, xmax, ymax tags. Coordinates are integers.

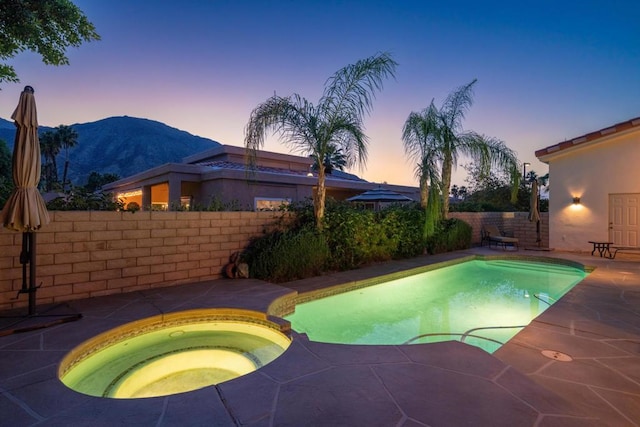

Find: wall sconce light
<box><xmin>572</xmin><ymin>196</ymin><xmax>581</xmax><ymax>205</ymax></box>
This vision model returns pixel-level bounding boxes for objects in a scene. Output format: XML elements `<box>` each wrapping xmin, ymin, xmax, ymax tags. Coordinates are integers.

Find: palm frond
<box><xmin>441</xmin><ymin>78</ymin><xmax>477</xmax><ymax>132</ymax></box>
<box><xmin>322</xmin><ymin>116</ymin><xmax>369</xmax><ymax>169</ymax></box>
<box><xmin>320</xmin><ymin>51</ymin><xmax>397</xmax><ymax>127</ymax></box>
<box><xmin>402</xmin><ymin>102</ymin><xmax>441</xmax><ymax>181</ymax></box>
<box><xmin>244</xmin><ymin>94</ymin><xmax>315</xmax><ymax>166</ymax></box>
<box><xmin>243</xmin><ymin>53</ymin><xmax>396</xmax><ymax>228</ymax></box>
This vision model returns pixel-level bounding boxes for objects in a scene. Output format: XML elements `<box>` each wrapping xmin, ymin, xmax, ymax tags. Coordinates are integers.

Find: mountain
<box><xmin>0</xmin><ymin>116</ymin><xmax>220</xmax><ymax>184</ymax></box>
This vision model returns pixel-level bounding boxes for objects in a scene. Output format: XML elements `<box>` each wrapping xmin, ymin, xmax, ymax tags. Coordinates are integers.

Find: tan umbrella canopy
<box><xmin>1</xmin><ymin>86</ymin><xmax>50</xmax><ymax>231</ymax></box>
<box><xmin>0</xmin><ymin>86</ymin><xmax>50</xmax><ymax>316</ymax></box>
<box><xmin>528</xmin><ymin>180</ymin><xmax>541</xmax><ymax>245</ymax></box>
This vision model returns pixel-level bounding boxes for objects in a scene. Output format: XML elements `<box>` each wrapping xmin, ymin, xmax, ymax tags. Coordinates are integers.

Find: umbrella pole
<box><xmin>28</xmin><ymin>232</ymin><xmax>37</xmax><ymax>315</ymax></box>
<box><xmin>20</xmin><ymin>233</ymin><xmax>29</xmax><ymax>293</ymax></box>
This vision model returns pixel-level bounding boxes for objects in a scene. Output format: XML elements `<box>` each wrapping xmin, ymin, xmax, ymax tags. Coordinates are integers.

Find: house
<box><xmin>103</xmin><ymin>145</ymin><xmax>420</xmax><ymax>211</ymax></box>
<box><xmin>535</xmin><ymin>116</ymin><xmax>640</xmax><ymax>251</ymax></box>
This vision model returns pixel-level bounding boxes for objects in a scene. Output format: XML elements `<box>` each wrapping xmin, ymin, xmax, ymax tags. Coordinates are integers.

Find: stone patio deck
<box><xmin>1</xmin><ymin>248</ymin><xmax>639</xmax><ymax>426</ymax></box>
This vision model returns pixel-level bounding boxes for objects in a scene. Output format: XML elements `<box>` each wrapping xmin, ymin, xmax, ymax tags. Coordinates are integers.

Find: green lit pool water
<box><xmin>285</xmin><ymin>259</ymin><xmax>587</xmax><ymax>353</ymax></box>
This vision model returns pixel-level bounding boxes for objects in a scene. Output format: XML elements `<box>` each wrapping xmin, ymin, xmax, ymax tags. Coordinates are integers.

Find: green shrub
<box><xmin>322</xmin><ymin>202</ymin><xmax>381</xmax><ymax>269</ymax></box>
<box><xmin>242</xmin><ymin>226</ymin><xmax>329</xmax><ymax>282</ymax></box>
<box><xmin>242</xmin><ymin>201</ymin><xmax>472</xmax><ymax>282</ymax></box>
<box><xmin>378</xmin><ymin>204</ymin><xmax>425</xmax><ymax>258</ymax></box>
<box><xmin>425</xmin><ymin>218</ymin><xmax>472</xmax><ymax>254</ymax></box>
<box><xmin>126</xmin><ymin>201</ymin><xmax>140</xmax><ymax>212</ymax></box>
<box><xmin>46</xmin><ymin>188</ymin><xmax>124</xmax><ymax>211</ymax></box>
<box><xmin>288</xmin><ymin>200</ymin><xmax>426</xmax><ymax>270</ymax></box>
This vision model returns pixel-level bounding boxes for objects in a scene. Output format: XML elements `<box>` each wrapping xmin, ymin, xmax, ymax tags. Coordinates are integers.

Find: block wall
<box><xmin>0</xmin><ymin>210</ymin><xmax>549</xmax><ymax>311</ymax></box>
<box><xmin>0</xmin><ymin>211</ymin><xmax>284</xmax><ymax>311</ymax></box>
<box><xmin>450</xmin><ymin>211</ymin><xmax>549</xmax><ymax>248</ymax></box>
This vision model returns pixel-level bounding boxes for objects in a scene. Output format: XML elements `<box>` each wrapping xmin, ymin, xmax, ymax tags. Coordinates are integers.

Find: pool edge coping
<box><xmin>268</xmin><ymin>253</ymin><xmax>592</xmax><ymax>318</ymax></box>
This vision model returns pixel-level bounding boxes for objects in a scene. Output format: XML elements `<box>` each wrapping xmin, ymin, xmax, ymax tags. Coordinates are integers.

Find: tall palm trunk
<box><xmin>314</xmin><ymin>165</ymin><xmax>327</xmax><ymax>230</ymax></box>
<box><xmin>441</xmin><ymin>150</ymin><xmax>453</xmax><ymax>219</ymax></box>
<box><xmin>62</xmin><ymin>159</ymin><xmax>70</xmax><ymax>190</ymax></box>
<box><xmin>420</xmin><ymin>175</ymin><xmax>428</xmax><ymax>208</ymax></box>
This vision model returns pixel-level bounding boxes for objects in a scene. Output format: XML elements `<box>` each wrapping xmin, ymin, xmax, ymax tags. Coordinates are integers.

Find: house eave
<box><xmin>535</xmin><ymin>116</ymin><xmax>640</xmax><ymax>163</ymax></box>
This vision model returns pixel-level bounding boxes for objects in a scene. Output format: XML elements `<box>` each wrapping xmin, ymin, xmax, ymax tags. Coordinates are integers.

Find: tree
<box><xmin>402</xmin><ymin>102</ymin><xmax>441</xmax><ymax>209</ymax></box>
<box><xmin>0</xmin><ymin>139</ymin><xmax>13</xmax><ymax>206</ymax></box>
<box><xmin>0</xmin><ymin>0</ymin><xmax>100</xmax><ymax>85</ymax></box>
<box><xmin>57</xmin><ymin>124</ymin><xmax>78</xmax><ymax>189</ymax></box>
<box><xmin>402</xmin><ymin>79</ymin><xmax>520</xmax><ymax>219</ymax></box>
<box><xmin>85</xmin><ymin>171</ymin><xmax>120</xmax><ymax>193</ymax></box>
<box><xmin>451</xmin><ymin>184</ymin><xmax>469</xmax><ymax>200</ymax></box>
<box><xmin>311</xmin><ymin>143</ymin><xmax>347</xmax><ymax>175</ymax></box>
<box><xmin>456</xmin><ymin>163</ymin><xmax>549</xmax><ymax>212</ymax></box>
<box><xmin>245</xmin><ymin>52</ymin><xmax>397</xmax><ymax>229</ymax></box>
<box><xmin>40</xmin><ymin>130</ymin><xmax>62</xmax><ymax>191</ymax></box>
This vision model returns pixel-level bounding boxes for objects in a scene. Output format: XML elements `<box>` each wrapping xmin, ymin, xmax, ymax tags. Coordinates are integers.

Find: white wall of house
<box><xmin>542</xmin><ymin>125</ymin><xmax>640</xmax><ymax>251</ymax></box>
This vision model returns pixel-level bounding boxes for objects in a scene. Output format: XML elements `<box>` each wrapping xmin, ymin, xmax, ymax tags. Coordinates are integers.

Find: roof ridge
<box><xmin>536</xmin><ymin>115</ymin><xmax>640</xmax><ymax>159</ymax></box>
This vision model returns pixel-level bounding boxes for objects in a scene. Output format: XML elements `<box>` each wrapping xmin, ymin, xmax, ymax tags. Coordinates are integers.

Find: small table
<box><xmin>588</xmin><ymin>241</ymin><xmax>613</xmax><ymax>258</ymax></box>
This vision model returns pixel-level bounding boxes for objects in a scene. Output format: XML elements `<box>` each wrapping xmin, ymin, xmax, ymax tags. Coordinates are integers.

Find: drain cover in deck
<box><xmin>541</xmin><ymin>350</ymin><xmax>573</xmax><ymax>362</ymax></box>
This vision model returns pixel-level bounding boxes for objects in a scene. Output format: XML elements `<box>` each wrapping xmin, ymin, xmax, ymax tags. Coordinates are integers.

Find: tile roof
<box><xmin>195</xmin><ymin>160</ymin><xmax>366</xmax><ymax>182</ymax></box>
<box><xmin>535</xmin><ymin>116</ymin><xmax>640</xmax><ymax>159</ymax></box>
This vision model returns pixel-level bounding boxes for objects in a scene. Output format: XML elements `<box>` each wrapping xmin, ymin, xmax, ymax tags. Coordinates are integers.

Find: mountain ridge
<box><xmin>0</xmin><ymin>116</ymin><xmax>221</xmax><ymax>184</ymax></box>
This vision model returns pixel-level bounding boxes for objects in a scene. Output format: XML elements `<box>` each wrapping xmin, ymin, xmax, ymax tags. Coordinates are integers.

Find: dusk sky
<box><xmin>1</xmin><ymin>0</ymin><xmax>638</xmax><ymax>187</ymax></box>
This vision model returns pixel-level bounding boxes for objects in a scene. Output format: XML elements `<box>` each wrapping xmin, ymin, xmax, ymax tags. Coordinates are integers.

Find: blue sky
<box><xmin>1</xmin><ymin>0</ymin><xmax>638</xmax><ymax>187</ymax></box>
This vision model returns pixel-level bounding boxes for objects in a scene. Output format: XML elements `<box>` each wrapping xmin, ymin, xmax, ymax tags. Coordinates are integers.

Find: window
<box><xmin>254</xmin><ymin>197</ymin><xmax>291</xmax><ymax>211</ymax></box>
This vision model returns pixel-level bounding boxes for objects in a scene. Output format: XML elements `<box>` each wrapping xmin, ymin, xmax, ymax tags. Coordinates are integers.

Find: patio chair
<box><xmin>481</xmin><ymin>225</ymin><xmax>519</xmax><ymax>250</ymax></box>
<box><xmin>609</xmin><ymin>246</ymin><xmax>640</xmax><ymax>259</ymax></box>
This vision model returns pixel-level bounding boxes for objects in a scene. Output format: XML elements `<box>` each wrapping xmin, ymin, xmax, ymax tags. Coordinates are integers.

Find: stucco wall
<box><xmin>1</xmin><ymin>210</ymin><xmax>549</xmax><ymax>311</ymax></box>
<box><xmin>545</xmin><ymin>130</ymin><xmax>640</xmax><ymax>251</ymax></box>
<box><xmin>198</xmin><ymin>179</ymin><xmax>312</xmax><ymax>210</ymax></box>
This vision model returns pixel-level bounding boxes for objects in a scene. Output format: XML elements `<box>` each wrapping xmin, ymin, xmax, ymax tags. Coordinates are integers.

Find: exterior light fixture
<box><xmin>523</xmin><ymin>162</ymin><xmax>531</xmax><ymax>180</ymax></box>
<box><xmin>307</xmin><ymin>172</ymin><xmax>313</xmax><ymax>177</ymax></box>
<box><xmin>572</xmin><ymin>196</ymin><xmax>581</xmax><ymax>204</ymax></box>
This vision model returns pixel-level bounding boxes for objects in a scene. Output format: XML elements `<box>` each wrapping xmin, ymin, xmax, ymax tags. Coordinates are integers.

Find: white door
<box><xmin>609</xmin><ymin>194</ymin><xmax>639</xmax><ymax>246</ymax></box>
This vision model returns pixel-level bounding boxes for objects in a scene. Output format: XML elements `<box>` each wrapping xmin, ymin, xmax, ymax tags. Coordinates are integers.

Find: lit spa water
<box><xmin>59</xmin><ymin>313</ymin><xmax>291</xmax><ymax>399</ymax></box>
<box><xmin>285</xmin><ymin>260</ymin><xmax>586</xmax><ymax>353</ymax></box>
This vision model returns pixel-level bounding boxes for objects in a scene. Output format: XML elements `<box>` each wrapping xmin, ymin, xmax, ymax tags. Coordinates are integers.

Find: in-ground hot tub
<box><xmin>58</xmin><ymin>308</ymin><xmax>291</xmax><ymax>399</ymax></box>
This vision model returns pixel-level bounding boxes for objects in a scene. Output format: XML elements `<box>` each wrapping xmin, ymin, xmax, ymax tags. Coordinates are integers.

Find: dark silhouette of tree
<box><xmin>0</xmin><ymin>0</ymin><xmax>99</xmax><ymax>85</ymax></box>
<box><xmin>311</xmin><ymin>144</ymin><xmax>347</xmax><ymax>175</ymax></box>
<box><xmin>0</xmin><ymin>139</ymin><xmax>13</xmax><ymax>206</ymax></box>
<box><xmin>40</xmin><ymin>130</ymin><xmax>62</xmax><ymax>191</ymax></box>
<box><xmin>57</xmin><ymin>124</ymin><xmax>78</xmax><ymax>190</ymax></box>
<box><xmin>85</xmin><ymin>171</ymin><xmax>120</xmax><ymax>192</ymax></box>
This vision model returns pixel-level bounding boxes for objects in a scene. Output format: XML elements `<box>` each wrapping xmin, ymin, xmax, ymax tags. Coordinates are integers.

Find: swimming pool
<box><xmin>284</xmin><ymin>259</ymin><xmax>587</xmax><ymax>353</ymax></box>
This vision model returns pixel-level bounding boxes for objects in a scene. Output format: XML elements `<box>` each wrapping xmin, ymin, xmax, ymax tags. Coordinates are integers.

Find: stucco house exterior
<box><xmin>103</xmin><ymin>145</ymin><xmax>420</xmax><ymax>211</ymax></box>
<box><xmin>536</xmin><ymin>116</ymin><xmax>640</xmax><ymax>251</ymax></box>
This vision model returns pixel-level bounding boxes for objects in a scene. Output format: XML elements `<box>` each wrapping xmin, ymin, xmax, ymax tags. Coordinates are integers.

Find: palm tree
<box><xmin>402</xmin><ymin>102</ymin><xmax>441</xmax><ymax>209</ymax></box>
<box><xmin>311</xmin><ymin>143</ymin><xmax>347</xmax><ymax>175</ymax></box>
<box><xmin>402</xmin><ymin>79</ymin><xmax>519</xmax><ymax>219</ymax></box>
<box><xmin>245</xmin><ymin>52</ymin><xmax>397</xmax><ymax>229</ymax></box>
<box><xmin>57</xmin><ymin>125</ymin><xmax>78</xmax><ymax>190</ymax></box>
<box><xmin>39</xmin><ymin>130</ymin><xmax>62</xmax><ymax>191</ymax></box>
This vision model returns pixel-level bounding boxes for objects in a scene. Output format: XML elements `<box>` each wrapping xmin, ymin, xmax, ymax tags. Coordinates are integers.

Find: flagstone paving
<box><xmin>1</xmin><ymin>248</ymin><xmax>639</xmax><ymax>426</ymax></box>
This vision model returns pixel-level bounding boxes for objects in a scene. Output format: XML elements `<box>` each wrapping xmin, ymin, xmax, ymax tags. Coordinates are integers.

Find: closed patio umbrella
<box><xmin>528</xmin><ymin>180</ymin><xmax>541</xmax><ymax>246</ymax></box>
<box><xmin>1</xmin><ymin>86</ymin><xmax>50</xmax><ymax>315</ymax></box>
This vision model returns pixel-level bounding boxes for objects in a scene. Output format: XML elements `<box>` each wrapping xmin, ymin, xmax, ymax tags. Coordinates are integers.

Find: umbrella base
<box><xmin>0</xmin><ymin>303</ymin><xmax>82</xmax><ymax>337</ymax></box>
